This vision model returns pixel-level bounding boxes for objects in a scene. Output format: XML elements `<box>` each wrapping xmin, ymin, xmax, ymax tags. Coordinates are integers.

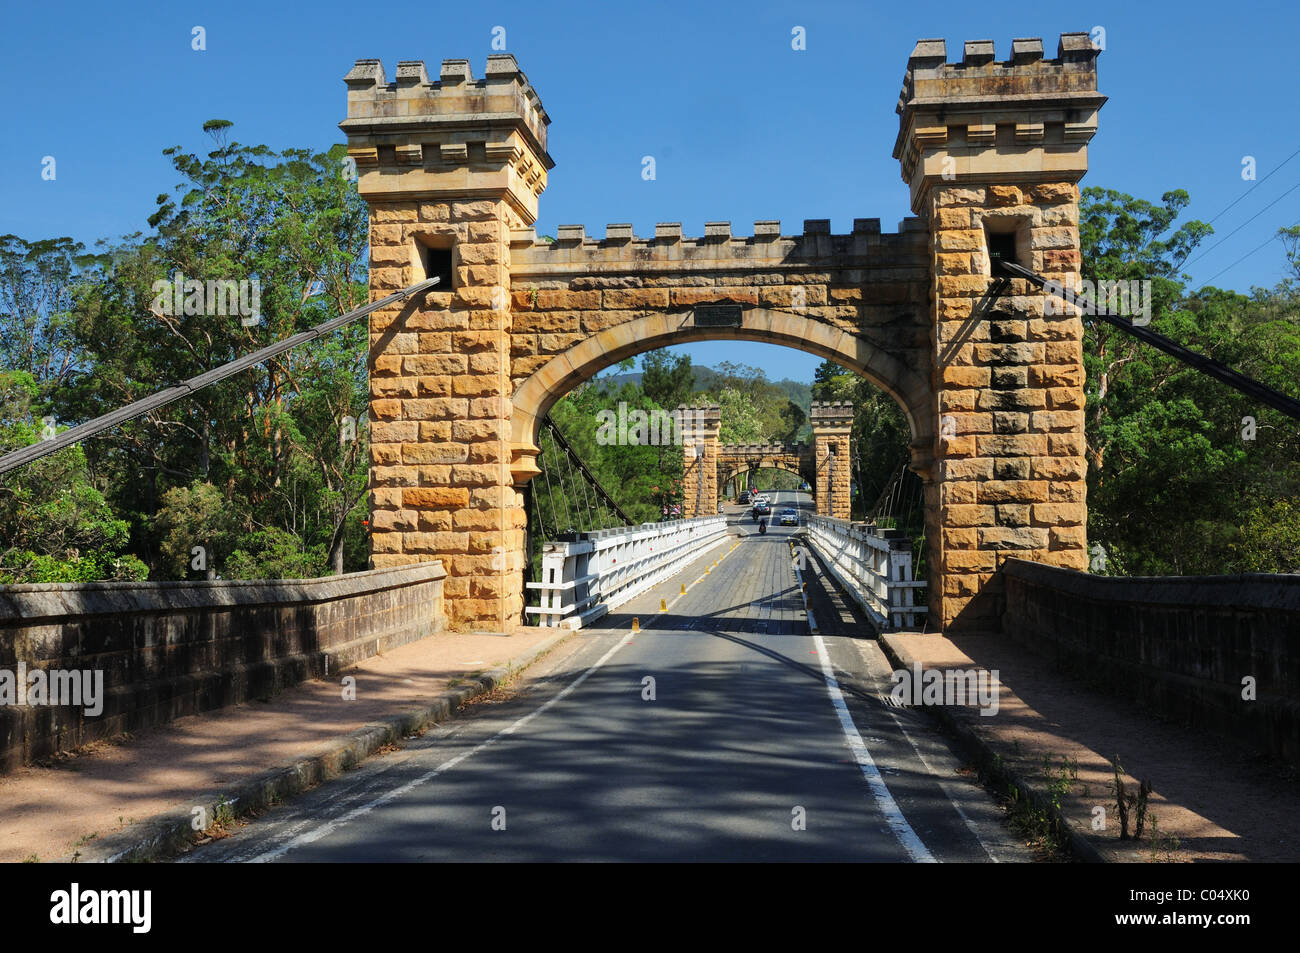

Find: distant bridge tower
<box><xmin>679</xmin><ymin>403</ymin><xmax>721</xmax><ymax>517</ymax></box>
<box><xmin>811</xmin><ymin>401</ymin><xmax>853</xmax><ymax>518</ymax></box>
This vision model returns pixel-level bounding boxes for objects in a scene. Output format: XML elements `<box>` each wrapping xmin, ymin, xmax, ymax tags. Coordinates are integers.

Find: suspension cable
<box><xmin>0</xmin><ymin>277</ymin><xmax>441</xmax><ymax>475</ymax></box>
<box><xmin>995</xmin><ymin>260</ymin><xmax>1300</xmax><ymax>421</ymax></box>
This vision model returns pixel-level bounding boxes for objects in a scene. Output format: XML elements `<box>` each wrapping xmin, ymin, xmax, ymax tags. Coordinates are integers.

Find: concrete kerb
<box><xmin>63</xmin><ymin>628</ymin><xmax>576</xmax><ymax>864</ymax></box>
<box><xmin>876</xmin><ymin>632</ymin><xmax>1118</xmax><ymax>864</ymax></box>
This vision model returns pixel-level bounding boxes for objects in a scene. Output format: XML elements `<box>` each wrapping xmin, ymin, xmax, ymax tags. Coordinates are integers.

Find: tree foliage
<box><xmin>1079</xmin><ymin>186</ymin><xmax>1300</xmax><ymax>574</ymax></box>
<box><xmin>0</xmin><ymin>123</ymin><xmax>369</xmax><ymax>582</ymax></box>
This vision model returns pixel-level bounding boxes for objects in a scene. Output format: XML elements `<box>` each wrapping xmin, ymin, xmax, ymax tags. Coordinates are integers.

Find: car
<box><xmin>738</xmin><ymin>491</ymin><xmax>751</xmax><ymax>504</ymax></box>
<box><xmin>779</xmin><ymin>508</ymin><xmax>798</xmax><ymax>526</ymax></box>
<box><xmin>751</xmin><ymin>500</ymin><xmax>771</xmax><ymax>518</ymax></box>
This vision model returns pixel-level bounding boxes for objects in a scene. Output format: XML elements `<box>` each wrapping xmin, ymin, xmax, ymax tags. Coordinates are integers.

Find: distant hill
<box><xmin>602</xmin><ymin>366</ymin><xmax>812</xmax><ymax>414</ymax></box>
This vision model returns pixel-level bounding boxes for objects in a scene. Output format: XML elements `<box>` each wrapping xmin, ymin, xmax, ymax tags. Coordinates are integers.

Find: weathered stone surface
<box><xmin>0</xmin><ymin>565</ymin><xmax>446</xmax><ymax>771</ymax></box>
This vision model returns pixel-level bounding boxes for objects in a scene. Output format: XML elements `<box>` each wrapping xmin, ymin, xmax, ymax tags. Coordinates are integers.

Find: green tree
<box><xmin>641</xmin><ymin>350</ymin><xmax>695</xmax><ymax>409</ymax></box>
<box><xmin>1079</xmin><ymin>187</ymin><xmax>1300</xmax><ymax>574</ymax></box>
<box><xmin>57</xmin><ymin>121</ymin><xmax>371</xmax><ymax>580</ymax></box>
<box><xmin>0</xmin><ymin>371</ymin><xmax>146</xmax><ymax>582</ymax></box>
<box><xmin>0</xmin><ymin>235</ymin><xmax>90</xmax><ymax>393</ymax></box>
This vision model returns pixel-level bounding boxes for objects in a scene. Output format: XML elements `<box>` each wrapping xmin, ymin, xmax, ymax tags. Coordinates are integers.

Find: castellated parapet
<box><xmin>340</xmin><ymin>55</ymin><xmax>553</xmax><ymax>224</ymax></box>
<box><xmin>507</xmin><ymin>218</ymin><xmax>930</xmax><ymax>281</ymax></box>
<box><xmin>810</xmin><ymin>400</ymin><xmax>855</xmax><ymax>429</ymax></box>
<box><xmin>893</xmin><ymin>34</ymin><xmax>1106</xmax><ymax>212</ymax></box>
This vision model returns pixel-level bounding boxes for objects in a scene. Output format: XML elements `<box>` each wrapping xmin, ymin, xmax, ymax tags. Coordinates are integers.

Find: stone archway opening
<box><xmin>512</xmin><ymin>327</ymin><xmax>921</xmax><ymax>526</ymax></box>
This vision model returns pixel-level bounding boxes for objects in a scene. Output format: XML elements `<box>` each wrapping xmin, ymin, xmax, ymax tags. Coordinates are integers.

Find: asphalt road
<box><xmin>186</xmin><ymin>492</ymin><xmax>1029</xmax><ymax>863</ymax></box>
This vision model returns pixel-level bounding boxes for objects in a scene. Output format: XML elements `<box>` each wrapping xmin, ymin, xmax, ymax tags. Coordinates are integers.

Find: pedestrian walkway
<box><xmin>879</xmin><ymin>631</ymin><xmax>1300</xmax><ymax>862</ymax></box>
<box><xmin>0</xmin><ymin>627</ymin><xmax>559</xmax><ymax>862</ymax></box>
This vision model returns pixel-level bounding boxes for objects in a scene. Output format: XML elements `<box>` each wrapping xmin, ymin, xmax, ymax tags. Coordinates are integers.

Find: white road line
<box><xmin>793</xmin><ymin>551</ymin><xmax>935</xmax><ymax>863</ymax></box>
<box><xmin>846</xmin><ymin>638</ymin><xmax>1000</xmax><ymax>862</ymax></box>
<box><xmin>242</xmin><ymin>631</ymin><xmax>636</xmax><ymax>863</ymax></box>
<box><xmin>809</xmin><ymin>632</ymin><xmax>935</xmax><ymax>863</ymax></box>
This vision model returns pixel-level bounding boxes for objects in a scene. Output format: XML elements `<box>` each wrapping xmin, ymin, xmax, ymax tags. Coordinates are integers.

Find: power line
<box><xmin>1184</xmin><ymin>178</ymin><xmax>1300</xmax><ymax>269</ymax></box>
<box><xmin>1201</xmin><ymin>230</ymin><xmax>1287</xmax><ymax>287</ymax></box>
<box><xmin>1200</xmin><ymin>145</ymin><xmax>1300</xmax><ymax>228</ymax></box>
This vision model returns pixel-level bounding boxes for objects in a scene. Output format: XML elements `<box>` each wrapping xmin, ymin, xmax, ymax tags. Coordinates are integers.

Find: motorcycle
<box><xmin>758</xmin><ymin>518</ymin><xmax>768</xmax><ymax>535</ymax></box>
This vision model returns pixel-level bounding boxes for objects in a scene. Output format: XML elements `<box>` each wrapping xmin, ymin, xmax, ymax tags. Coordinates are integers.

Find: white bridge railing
<box><xmin>803</xmin><ymin>514</ymin><xmax>927</xmax><ymax>631</ymax></box>
<box><xmin>526</xmin><ymin>515</ymin><xmax>728</xmax><ymax>629</ymax></box>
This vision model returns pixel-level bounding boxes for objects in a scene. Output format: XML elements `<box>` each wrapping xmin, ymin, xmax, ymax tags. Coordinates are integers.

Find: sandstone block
<box><xmin>403</xmin><ymin>487</ymin><xmax>470</xmax><ymax>508</ymax></box>
<box><xmin>405</xmin><ymin>532</ymin><xmax>470</xmax><ymax>554</ymax></box>
<box><xmin>943</xmin><ymin>504</ymin><xmax>996</xmax><ymax>527</ymax></box>
<box><xmin>978</xmin><ymin>527</ymin><xmax>1048</xmax><ymax>550</ymax></box>
<box><xmin>978</xmin><ymin>480</ymin><xmax>1046</xmax><ymax>503</ymax></box>
<box><xmin>536</xmin><ymin>290</ymin><xmax>601</xmax><ymax>310</ymax></box>
<box><xmin>1032</xmin><ymin>503</ymin><xmax>1084</xmax><ymax>526</ymax></box>
<box><xmin>1031</xmin><ymin>456</ymin><xmax>1087</xmax><ymax>481</ymax></box>
<box><xmin>403</xmin><ymin>354</ymin><xmax>468</xmax><ymax>375</ymax></box>
<box><xmin>603</xmin><ymin>288</ymin><xmax>669</xmax><ymax>309</ymax></box>
<box><xmin>404</xmin><ymin>398</ymin><xmax>468</xmax><ymax>420</ymax></box>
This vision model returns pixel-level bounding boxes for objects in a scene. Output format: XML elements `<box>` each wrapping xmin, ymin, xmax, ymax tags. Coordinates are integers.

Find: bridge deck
<box><xmin>183</xmin><ymin>493</ymin><xmax>1024</xmax><ymax>862</ymax></box>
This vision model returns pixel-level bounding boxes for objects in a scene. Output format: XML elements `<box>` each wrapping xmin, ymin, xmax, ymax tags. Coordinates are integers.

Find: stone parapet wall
<box><xmin>1001</xmin><ymin>560</ymin><xmax>1300</xmax><ymax>766</ymax></box>
<box><xmin>0</xmin><ymin>564</ymin><xmax>446</xmax><ymax>772</ymax></box>
<box><xmin>509</xmin><ymin>218</ymin><xmax>930</xmax><ymax>279</ymax></box>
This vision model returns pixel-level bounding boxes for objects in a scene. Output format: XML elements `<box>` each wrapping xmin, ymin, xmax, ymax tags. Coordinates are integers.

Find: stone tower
<box><xmin>341</xmin><ymin>55</ymin><xmax>552</xmax><ymax>629</ymax></box>
<box><xmin>810</xmin><ymin>401</ymin><xmax>854</xmax><ymax>519</ymax></box>
<box><xmin>679</xmin><ymin>403</ymin><xmax>721</xmax><ymax>517</ymax></box>
<box><xmin>894</xmin><ymin>35</ymin><xmax>1103</xmax><ymax>632</ymax></box>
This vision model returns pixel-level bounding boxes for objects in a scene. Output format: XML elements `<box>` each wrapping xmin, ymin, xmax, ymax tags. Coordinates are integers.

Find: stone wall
<box><xmin>924</xmin><ymin>181</ymin><xmax>1090</xmax><ymax>632</ymax></box>
<box><xmin>365</xmin><ymin>196</ymin><xmax>527</xmax><ymax>627</ymax></box>
<box><xmin>1000</xmin><ymin>559</ymin><xmax>1300</xmax><ymax>766</ymax></box>
<box><xmin>0</xmin><ymin>563</ymin><xmax>446</xmax><ymax>772</ymax></box>
<box><xmin>506</xmin><ymin>220</ymin><xmax>935</xmax><ymax>442</ymax></box>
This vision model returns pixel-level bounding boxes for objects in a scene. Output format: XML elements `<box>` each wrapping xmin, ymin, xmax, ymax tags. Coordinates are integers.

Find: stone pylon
<box><xmin>810</xmin><ymin>401</ymin><xmax>853</xmax><ymax>518</ymax></box>
<box><xmin>679</xmin><ymin>403</ymin><xmax>720</xmax><ymax>517</ymax></box>
<box><xmin>342</xmin><ymin>55</ymin><xmax>552</xmax><ymax>629</ymax></box>
<box><xmin>894</xmin><ymin>35</ymin><xmax>1102</xmax><ymax>632</ymax></box>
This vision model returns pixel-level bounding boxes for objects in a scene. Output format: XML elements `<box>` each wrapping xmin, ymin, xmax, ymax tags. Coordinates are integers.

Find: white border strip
<box><xmin>794</xmin><ymin>548</ymin><xmax>935</xmax><ymax>863</ymax></box>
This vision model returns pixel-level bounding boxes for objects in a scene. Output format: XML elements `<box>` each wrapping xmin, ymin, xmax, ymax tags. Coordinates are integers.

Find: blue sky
<box><xmin>3</xmin><ymin>0</ymin><xmax>1298</xmax><ymax>384</ymax></box>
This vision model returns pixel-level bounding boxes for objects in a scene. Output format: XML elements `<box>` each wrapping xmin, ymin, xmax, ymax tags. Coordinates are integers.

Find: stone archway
<box><xmin>345</xmin><ymin>34</ymin><xmax>1101</xmax><ymax>632</ymax></box>
<box><xmin>509</xmin><ymin>308</ymin><xmax>924</xmax><ymax>526</ymax></box>
<box><xmin>509</xmin><ymin>309</ymin><xmax>933</xmax><ymax>469</ymax></box>
<box><xmin>720</xmin><ymin>464</ymin><xmax>806</xmax><ymax>496</ymax></box>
